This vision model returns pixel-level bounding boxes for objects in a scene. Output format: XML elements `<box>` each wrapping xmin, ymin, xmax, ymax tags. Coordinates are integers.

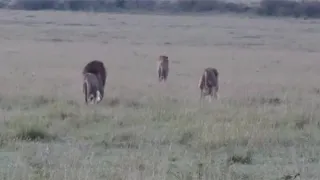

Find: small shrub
<box><xmin>178</xmin><ymin>131</ymin><xmax>193</xmax><ymax>145</ymax></box>
<box><xmin>281</xmin><ymin>173</ymin><xmax>300</xmax><ymax>180</ymax></box>
<box><xmin>125</xmin><ymin>100</ymin><xmax>144</xmax><ymax>109</ymax></box>
<box><xmin>107</xmin><ymin>97</ymin><xmax>120</xmax><ymax>107</ymax></box>
<box><xmin>110</xmin><ymin>132</ymin><xmax>139</xmax><ymax>149</ymax></box>
<box><xmin>227</xmin><ymin>151</ymin><xmax>253</xmax><ymax>165</ymax></box>
<box><xmin>15</xmin><ymin>127</ymin><xmax>54</xmax><ymax>141</ymax></box>
<box><xmin>248</xmin><ymin>96</ymin><xmax>282</xmax><ymax>106</ymax></box>
<box><xmin>32</xmin><ymin>96</ymin><xmax>55</xmax><ymax>108</ymax></box>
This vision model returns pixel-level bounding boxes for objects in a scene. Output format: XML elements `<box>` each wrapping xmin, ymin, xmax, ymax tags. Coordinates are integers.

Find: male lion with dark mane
<box><xmin>82</xmin><ymin>60</ymin><xmax>107</xmax><ymax>104</ymax></box>
<box><xmin>83</xmin><ymin>73</ymin><xmax>103</xmax><ymax>104</ymax></box>
<box><xmin>198</xmin><ymin>67</ymin><xmax>219</xmax><ymax>102</ymax></box>
<box><xmin>157</xmin><ymin>55</ymin><xmax>169</xmax><ymax>82</ymax></box>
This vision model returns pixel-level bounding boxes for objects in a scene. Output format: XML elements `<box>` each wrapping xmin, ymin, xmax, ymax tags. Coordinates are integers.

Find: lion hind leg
<box><xmin>83</xmin><ymin>82</ymin><xmax>88</xmax><ymax>104</ymax></box>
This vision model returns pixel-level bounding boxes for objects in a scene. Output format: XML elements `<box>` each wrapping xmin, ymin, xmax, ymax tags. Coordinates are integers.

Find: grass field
<box><xmin>1</xmin><ymin>9</ymin><xmax>320</xmax><ymax>180</ymax></box>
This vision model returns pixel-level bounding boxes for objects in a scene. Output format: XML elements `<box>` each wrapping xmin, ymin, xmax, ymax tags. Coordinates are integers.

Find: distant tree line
<box><xmin>1</xmin><ymin>0</ymin><xmax>320</xmax><ymax>18</ymax></box>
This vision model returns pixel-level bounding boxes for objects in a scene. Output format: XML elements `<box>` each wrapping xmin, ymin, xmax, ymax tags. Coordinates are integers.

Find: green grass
<box><xmin>0</xmin><ymin>93</ymin><xmax>318</xmax><ymax>179</ymax></box>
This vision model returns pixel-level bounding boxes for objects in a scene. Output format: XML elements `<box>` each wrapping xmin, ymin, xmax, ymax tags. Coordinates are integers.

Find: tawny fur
<box><xmin>198</xmin><ymin>67</ymin><xmax>219</xmax><ymax>101</ymax></box>
<box><xmin>157</xmin><ymin>55</ymin><xmax>169</xmax><ymax>82</ymax></box>
<box><xmin>83</xmin><ymin>72</ymin><xmax>104</xmax><ymax>104</ymax></box>
<box><xmin>82</xmin><ymin>60</ymin><xmax>107</xmax><ymax>101</ymax></box>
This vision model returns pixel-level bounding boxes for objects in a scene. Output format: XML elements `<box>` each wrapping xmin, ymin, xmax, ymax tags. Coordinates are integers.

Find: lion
<box><xmin>82</xmin><ymin>60</ymin><xmax>107</xmax><ymax>102</ymax></box>
<box><xmin>198</xmin><ymin>67</ymin><xmax>219</xmax><ymax>102</ymax></box>
<box><xmin>157</xmin><ymin>55</ymin><xmax>169</xmax><ymax>82</ymax></box>
<box><xmin>83</xmin><ymin>72</ymin><xmax>104</xmax><ymax>104</ymax></box>
<box><xmin>82</xmin><ymin>60</ymin><xmax>107</xmax><ymax>88</ymax></box>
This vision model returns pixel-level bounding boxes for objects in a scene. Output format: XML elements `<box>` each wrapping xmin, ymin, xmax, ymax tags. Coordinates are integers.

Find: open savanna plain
<box><xmin>1</xmin><ymin>9</ymin><xmax>320</xmax><ymax>180</ymax></box>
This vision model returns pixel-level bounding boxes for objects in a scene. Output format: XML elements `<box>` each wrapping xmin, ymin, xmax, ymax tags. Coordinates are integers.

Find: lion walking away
<box><xmin>83</xmin><ymin>73</ymin><xmax>103</xmax><ymax>104</ymax></box>
<box><xmin>157</xmin><ymin>55</ymin><xmax>169</xmax><ymax>82</ymax></box>
<box><xmin>82</xmin><ymin>60</ymin><xmax>107</xmax><ymax>104</ymax></box>
<box><xmin>198</xmin><ymin>67</ymin><xmax>219</xmax><ymax>102</ymax></box>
